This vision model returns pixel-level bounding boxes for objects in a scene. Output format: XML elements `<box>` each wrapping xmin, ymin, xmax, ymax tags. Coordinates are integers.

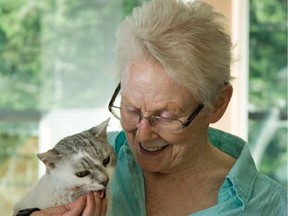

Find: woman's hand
<box><xmin>31</xmin><ymin>191</ymin><xmax>107</xmax><ymax>216</ymax></box>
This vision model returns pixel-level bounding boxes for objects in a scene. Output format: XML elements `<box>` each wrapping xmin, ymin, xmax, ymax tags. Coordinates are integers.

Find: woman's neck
<box><xmin>144</xmin><ymin>143</ymin><xmax>236</xmax><ymax>216</ymax></box>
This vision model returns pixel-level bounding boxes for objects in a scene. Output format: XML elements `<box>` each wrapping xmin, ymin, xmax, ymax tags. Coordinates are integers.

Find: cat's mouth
<box><xmin>69</xmin><ymin>186</ymin><xmax>107</xmax><ymax>201</ymax></box>
<box><xmin>99</xmin><ymin>190</ymin><xmax>106</xmax><ymax>198</ymax></box>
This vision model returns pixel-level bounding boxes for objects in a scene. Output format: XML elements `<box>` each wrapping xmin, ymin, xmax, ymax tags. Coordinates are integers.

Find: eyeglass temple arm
<box><xmin>108</xmin><ymin>82</ymin><xmax>121</xmax><ymax>110</ymax></box>
<box><xmin>183</xmin><ymin>104</ymin><xmax>204</xmax><ymax>127</ymax></box>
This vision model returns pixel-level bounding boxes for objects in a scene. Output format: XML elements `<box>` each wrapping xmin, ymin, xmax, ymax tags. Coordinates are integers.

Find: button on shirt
<box><xmin>108</xmin><ymin>128</ymin><xmax>287</xmax><ymax>216</ymax></box>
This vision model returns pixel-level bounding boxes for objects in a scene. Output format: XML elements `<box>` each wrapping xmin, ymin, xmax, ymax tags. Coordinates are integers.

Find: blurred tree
<box><xmin>0</xmin><ymin>0</ymin><xmax>42</xmax><ymax>110</ymax></box>
<box><xmin>0</xmin><ymin>0</ymin><xmax>147</xmax><ymax>111</ymax></box>
<box><xmin>249</xmin><ymin>0</ymin><xmax>287</xmax><ymax>187</ymax></box>
<box><xmin>0</xmin><ymin>1</ymin><xmax>147</xmax><ymax>214</ymax></box>
<box><xmin>121</xmin><ymin>0</ymin><xmax>145</xmax><ymax>15</ymax></box>
<box><xmin>249</xmin><ymin>0</ymin><xmax>287</xmax><ymax>110</ymax></box>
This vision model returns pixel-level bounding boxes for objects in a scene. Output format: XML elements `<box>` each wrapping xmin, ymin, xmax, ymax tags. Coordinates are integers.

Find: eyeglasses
<box><xmin>108</xmin><ymin>83</ymin><xmax>204</xmax><ymax>133</ymax></box>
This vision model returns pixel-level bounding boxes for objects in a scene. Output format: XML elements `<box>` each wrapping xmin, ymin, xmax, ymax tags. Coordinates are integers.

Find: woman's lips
<box><xmin>140</xmin><ymin>143</ymin><xmax>169</xmax><ymax>153</ymax></box>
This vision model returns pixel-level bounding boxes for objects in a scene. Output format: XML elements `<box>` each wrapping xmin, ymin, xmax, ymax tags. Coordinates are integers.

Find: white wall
<box><xmin>205</xmin><ymin>0</ymin><xmax>249</xmax><ymax>140</ymax></box>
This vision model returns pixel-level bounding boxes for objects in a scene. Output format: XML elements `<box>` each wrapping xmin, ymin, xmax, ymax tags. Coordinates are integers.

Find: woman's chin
<box><xmin>133</xmin><ymin>143</ymin><xmax>170</xmax><ymax>173</ymax></box>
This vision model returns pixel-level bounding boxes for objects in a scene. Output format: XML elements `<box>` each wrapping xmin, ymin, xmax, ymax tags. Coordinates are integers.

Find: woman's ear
<box><xmin>209</xmin><ymin>84</ymin><xmax>233</xmax><ymax>123</ymax></box>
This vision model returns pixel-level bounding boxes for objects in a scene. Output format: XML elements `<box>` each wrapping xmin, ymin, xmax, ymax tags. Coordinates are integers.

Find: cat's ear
<box><xmin>37</xmin><ymin>149</ymin><xmax>62</xmax><ymax>170</ymax></box>
<box><xmin>90</xmin><ymin>118</ymin><xmax>110</xmax><ymax>138</ymax></box>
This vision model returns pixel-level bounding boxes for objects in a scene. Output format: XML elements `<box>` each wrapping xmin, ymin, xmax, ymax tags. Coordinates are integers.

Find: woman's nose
<box><xmin>136</xmin><ymin>118</ymin><xmax>158</xmax><ymax>142</ymax></box>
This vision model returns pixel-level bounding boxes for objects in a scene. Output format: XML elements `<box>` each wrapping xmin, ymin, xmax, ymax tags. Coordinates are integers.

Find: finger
<box><xmin>94</xmin><ymin>192</ymin><xmax>102</xmax><ymax>216</ymax></box>
<box><xmin>100</xmin><ymin>198</ymin><xmax>108</xmax><ymax>216</ymax></box>
<box><xmin>64</xmin><ymin>196</ymin><xmax>86</xmax><ymax>216</ymax></box>
<box><xmin>82</xmin><ymin>192</ymin><xmax>96</xmax><ymax>216</ymax></box>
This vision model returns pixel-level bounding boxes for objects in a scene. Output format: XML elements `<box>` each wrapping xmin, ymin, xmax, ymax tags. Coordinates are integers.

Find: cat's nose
<box><xmin>101</xmin><ymin>178</ymin><xmax>109</xmax><ymax>187</ymax></box>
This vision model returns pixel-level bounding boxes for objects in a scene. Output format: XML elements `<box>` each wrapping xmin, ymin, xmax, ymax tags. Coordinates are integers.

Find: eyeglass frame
<box><xmin>108</xmin><ymin>82</ymin><xmax>204</xmax><ymax>132</ymax></box>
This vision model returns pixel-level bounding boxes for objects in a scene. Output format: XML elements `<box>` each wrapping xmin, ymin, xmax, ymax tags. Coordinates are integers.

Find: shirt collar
<box><xmin>209</xmin><ymin>128</ymin><xmax>257</xmax><ymax>209</ymax></box>
<box><xmin>226</xmin><ymin>144</ymin><xmax>257</xmax><ymax>208</ymax></box>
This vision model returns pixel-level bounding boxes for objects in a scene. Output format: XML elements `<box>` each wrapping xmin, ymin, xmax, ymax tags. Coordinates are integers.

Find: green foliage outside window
<box><xmin>0</xmin><ymin>0</ymin><xmax>145</xmax><ymax>214</ymax></box>
<box><xmin>249</xmin><ymin>0</ymin><xmax>287</xmax><ymax>187</ymax></box>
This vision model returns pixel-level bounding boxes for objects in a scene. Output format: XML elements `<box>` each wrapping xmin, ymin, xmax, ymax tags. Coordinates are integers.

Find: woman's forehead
<box><xmin>122</xmin><ymin>60</ymin><xmax>183</xmax><ymax>91</ymax></box>
<box><xmin>121</xmin><ymin>67</ymin><xmax>194</xmax><ymax>110</ymax></box>
<box><xmin>120</xmin><ymin>60</ymin><xmax>196</xmax><ymax>108</ymax></box>
<box><xmin>126</xmin><ymin>60</ymin><xmax>172</xmax><ymax>84</ymax></box>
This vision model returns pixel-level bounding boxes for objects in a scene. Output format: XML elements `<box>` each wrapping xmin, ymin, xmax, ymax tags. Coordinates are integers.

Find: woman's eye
<box><xmin>126</xmin><ymin>109</ymin><xmax>138</xmax><ymax>115</ymax></box>
<box><xmin>126</xmin><ymin>107</ymin><xmax>140</xmax><ymax>114</ymax></box>
<box><xmin>75</xmin><ymin>170</ymin><xmax>90</xmax><ymax>178</ymax></box>
<box><xmin>159</xmin><ymin>111</ymin><xmax>177</xmax><ymax>119</ymax></box>
<box><xmin>102</xmin><ymin>156</ymin><xmax>110</xmax><ymax>167</ymax></box>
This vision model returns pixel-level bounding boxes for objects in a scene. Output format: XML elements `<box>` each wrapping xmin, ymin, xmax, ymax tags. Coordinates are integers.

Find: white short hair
<box><xmin>116</xmin><ymin>0</ymin><xmax>233</xmax><ymax>108</ymax></box>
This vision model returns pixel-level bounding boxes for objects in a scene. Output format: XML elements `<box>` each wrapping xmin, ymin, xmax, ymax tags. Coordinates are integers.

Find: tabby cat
<box><xmin>13</xmin><ymin>118</ymin><xmax>116</xmax><ymax>215</ymax></box>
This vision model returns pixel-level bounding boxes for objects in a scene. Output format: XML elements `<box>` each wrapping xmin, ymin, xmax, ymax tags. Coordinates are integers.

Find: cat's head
<box><xmin>37</xmin><ymin>118</ymin><xmax>116</xmax><ymax>194</ymax></box>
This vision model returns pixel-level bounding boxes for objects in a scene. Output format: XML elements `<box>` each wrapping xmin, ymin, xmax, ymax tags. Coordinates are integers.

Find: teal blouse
<box><xmin>108</xmin><ymin>128</ymin><xmax>287</xmax><ymax>216</ymax></box>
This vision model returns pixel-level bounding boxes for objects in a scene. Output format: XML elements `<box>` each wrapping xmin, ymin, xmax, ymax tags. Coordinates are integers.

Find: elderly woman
<box><xmin>23</xmin><ymin>0</ymin><xmax>286</xmax><ymax>216</ymax></box>
<box><xmin>107</xmin><ymin>0</ymin><xmax>286</xmax><ymax>215</ymax></box>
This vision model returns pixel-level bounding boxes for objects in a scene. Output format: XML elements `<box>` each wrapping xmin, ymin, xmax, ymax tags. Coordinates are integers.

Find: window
<box><xmin>249</xmin><ymin>0</ymin><xmax>287</xmax><ymax>187</ymax></box>
<box><xmin>0</xmin><ymin>0</ymin><xmax>145</xmax><ymax>214</ymax></box>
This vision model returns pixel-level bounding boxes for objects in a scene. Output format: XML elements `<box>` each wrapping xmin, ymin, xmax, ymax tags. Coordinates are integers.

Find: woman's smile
<box><xmin>139</xmin><ymin>141</ymin><xmax>169</xmax><ymax>153</ymax></box>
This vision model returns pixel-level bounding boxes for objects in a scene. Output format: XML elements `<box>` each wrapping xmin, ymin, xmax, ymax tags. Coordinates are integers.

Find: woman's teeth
<box><xmin>140</xmin><ymin>144</ymin><xmax>166</xmax><ymax>152</ymax></box>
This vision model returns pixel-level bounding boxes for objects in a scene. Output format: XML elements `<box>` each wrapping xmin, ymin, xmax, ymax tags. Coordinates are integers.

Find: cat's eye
<box><xmin>75</xmin><ymin>170</ymin><xmax>90</xmax><ymax>178</ymax></box>
<box><xmin>102</xmin><ymin>156</ymin><xmax>110</xmax><ymax>167</ymax></box>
